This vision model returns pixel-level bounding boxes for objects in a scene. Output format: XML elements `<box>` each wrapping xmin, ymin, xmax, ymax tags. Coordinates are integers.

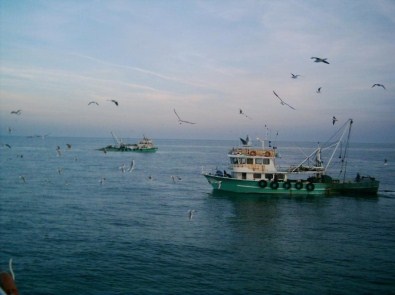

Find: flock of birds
<box><xmin>8</xmin><ymin>57</ymin><xmax>386</xmax><ymax>133</ymax></box>
<box><xmin>267</xmin><ymin>57</ymin><xmax>387</xmax><ymax>126</ymax></box>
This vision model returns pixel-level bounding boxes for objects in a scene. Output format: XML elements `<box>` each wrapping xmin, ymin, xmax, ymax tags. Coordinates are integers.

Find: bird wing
<box><xmin>273</xmin><ymin>90</ymin><xmax>282</xmax><ymax>102</ymax></box>
<box><xmin>128</xmin><ymin>160</ymin><xmax>135</xmax><ymax>171</ymax></box>
<box><xmin>180</xmin><ymin>119</ymin><xmax>196</xmax><ymax>124</ymax></box>
<box><xmin>273</xmin><ymin>91</ymin><xmax>295</xmax><ymax>110</ymax></box>
<box><xmin>173</xmin><ymin>109</ymin><xmax>182</xmax><ymax>121</ymax></box>
<box><xmin>284</xmin><ymin>102</ymin><xmax>296</xmax><ymax>110</ymax></box>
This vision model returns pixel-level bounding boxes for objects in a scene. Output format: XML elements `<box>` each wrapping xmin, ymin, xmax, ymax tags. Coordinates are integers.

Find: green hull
<box><xmin>98</xmin><ymin>146</ymin><xmax>158</xmax><ymax>153</ymax></box>
<box><xmin>203</xmin><ymin>174</ymin><xmax>379</xmax><ymax>196</ymax></box>
<box><xmin>329</xmin><ymin>179</ymin><xmax>379</xmax><ymax>195</ymax></box>
<box><xmin>203</xmin><ymin>174</ymin><xmax>329</xmax><ymax>195</ymax></box>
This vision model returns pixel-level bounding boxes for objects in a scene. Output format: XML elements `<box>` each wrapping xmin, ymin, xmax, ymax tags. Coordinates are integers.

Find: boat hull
<box><xmin>98</xmin><ymin>146</ymin><xmax>158</xmax><ymax>153</ymax></box>
<box><xmin>329</xmin><ymin>179</ymin><xmax>379</xmax><ymax>195</ymax></box>
<box><xmin>203</xmin><ymin>174</ymin><xmax>379</xmax><ymax>196</ymax></box>
<box><xmin>203</xmin><ymin>174</ymin><xmax>329</xmax><ymax>195</ymax></box>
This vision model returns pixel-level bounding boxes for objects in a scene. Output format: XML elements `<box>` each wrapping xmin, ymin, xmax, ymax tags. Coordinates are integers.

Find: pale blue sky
<box><xmin>1</xmin><ymin>0</ymin><xmax>394</xmax><ymax>142</ymax></box>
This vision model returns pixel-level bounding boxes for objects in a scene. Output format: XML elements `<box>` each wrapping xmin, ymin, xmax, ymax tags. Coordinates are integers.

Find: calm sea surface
<box><xmin>1</xmin><ymin>136</ymin><xmax>395</xmax><ymax>294</ymax></box>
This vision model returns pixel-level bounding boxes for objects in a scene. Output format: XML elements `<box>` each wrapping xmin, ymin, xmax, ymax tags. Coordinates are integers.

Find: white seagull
<box><xmin>273</xmin><ymin>91</ymin><xmax>296</xmax><ymax>110</ymax></box>
<box><xmin>128</xmin><ymin>160</ymin><xmax>135</xmax><ymax>172</ymax></box>
<box><xmin>239</xmin><ymin>109</ymin><xmax>252</xmax><ymax>119</ymax></box>
<box><xmin>291</xmin><ymin>73</ymin><xmax>301</xmax><ymax>79</ymax></box>
<box><xmin>311</xmin><ymin>57</ymin><xmax>329</xmax><ymax>64</ymax></box>
<box><xmin>173</xmin><ymin>109</ymin><xmax>196</xmax><ymax>124</ymax></box>
<box><xmin>316</xmin><ymin>87</ymin><xmax>322</xmax><ymax>94</ymax></box>
<box><xmin>108</xmin><ymin>99</ymin><xmax>119</xmax><ymax>106</ymax></box>
<box><xmin>188</xmin><ymin>209</ymin><xmax>196</xmax><ymax>220</ymax></box>
<box><xmin>88</xmin><ymin>101</ymin><xmax>99</xmax><ymax>106</ymax></box>
<box><xmin>10</xmin><ymin>110</ymin><xmax>22</xmax><ymax>115</ymax></box>
<box><xmin>372</xmin><ymin>83</ymin><xmax>386</xmax><ymax>90</ymax></box>
<box><xmin>332</xmin><ymin>116</ymin><xmax>338</xmax><ymax>125</ymax></box>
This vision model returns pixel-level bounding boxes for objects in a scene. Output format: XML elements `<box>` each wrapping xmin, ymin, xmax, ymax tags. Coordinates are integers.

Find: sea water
<box><xmin>1</xmin><ymin>136</ymin><xmax>395</xmax><ymax>294</ymax></box>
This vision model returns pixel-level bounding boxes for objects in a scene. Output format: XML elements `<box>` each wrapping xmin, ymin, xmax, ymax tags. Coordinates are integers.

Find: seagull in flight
<box><xmin>128</xmin><ymin>160</ymin><xmax>135</xmax><ymax>172</ymax></box>
<box><xmin>239</xmin><ymin>109</ymin><xmax>252</xmax><ymax>119</ymax></box>
<box><xmin>372</xmin><ymin>83</ymin><xmax>386</xmax><ymax>90</ymax></box>
<box><xmin>240</xmin><ymin>135</ymin><xmax>251</xmax><ymax>146</ymax></box>
<box><xmin>291</xmin><ymin>73</ymin><xmax>301</xmax><ymax>79</ymax></box>
<box><xmin>171</xmin><ymin>175</ymin><xmax>182</xmax><ymax>183</ymax></box>
<box><xmin>332</xmin><ymin>116</ymin><xmax>338</xmax><ymax>125</ymax></box>
<box><xmin>316</xmin><ymin>87</ymin><xmax>322</xmax><ymax>94</ymax></box>
<box><xmin>188</xmin><ymin>209</ymin><xmax>196</xmax><ymax>220</ymax></box>
<box><xmin>311</xmin><ymin>57</ymin><xmax>329</xmax><ymax>64</ymax></box>
<box><xmin>108</xmin><ymin>99</ymin><xmax>119</xmax><ymax>106</ymax></box>
<box><xmin>11</xmin><ymin>110</ymin><xmax>22</xmax><ymax>115</ymax></box>
<box><xmin>88</xmin><ymin>101</ymin><xmax>99</xmax><ymax>106</ymax></box>
<box><xmin>173</xmin><ymin>109</ymin><xmax>196</xmax><ymax>124</ymax></box>
<box><xmin>272</xmin><ymin>91</ymin><xmax>296</xmax><ymax>110</ymax></box>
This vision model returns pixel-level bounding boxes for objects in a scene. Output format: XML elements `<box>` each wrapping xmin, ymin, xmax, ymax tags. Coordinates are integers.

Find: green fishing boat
<box><xmin>203</xmin><ymin>119</ymin><xmax>379</xmax><ymax>196</ymax></box>
<box><xmin>98</xmin><ymin>132</ymin><xmax>158</xmax><ymax>153</ymax></box>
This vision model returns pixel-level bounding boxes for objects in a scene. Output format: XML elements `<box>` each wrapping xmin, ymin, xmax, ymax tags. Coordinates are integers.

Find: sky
<box><xmin>1</xmin><ymin>0</ymin><xmax>394</xmax><ymax>142</ymax></box>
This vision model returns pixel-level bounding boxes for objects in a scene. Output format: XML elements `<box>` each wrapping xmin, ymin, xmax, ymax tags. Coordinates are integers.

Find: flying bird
<box><xmin>66</xmin><ymin>144</ymin><xmax>72</xmax><ymax>149</ymax></box>
<box><xmin>88</xmin><ymin>101</ymin><xmax>99</xmax><ymax>106</ymax></box>
<box><xmin>10</xmin><ymin>110</ymin><xmax>22</xmax><ymax>115</ymax></box>
<box><xmin>171</xmin><ymin>175</ymin><xmax>182</xmax><ymax>183</ymax></box>
<box><xmin>188</xmin><ymin>209</ymin><xmax>196</xmax><ymax>220</ymax></box>
<box><xmin>3</xmin><ymin>144</ymin><xmax>11</xmax><ymax>149</ymax></box>
<box><xmin>108</xmin><ymin>99</ymin><xmax>119</xmax><ymax>106</ymax></box>
<box><xmin>19</xmin><ymin>175</ymin><xmax>26</xmax><ymax>183</ymax></box>
<box><xmin>240</xmin><ymin>135</ymin><xmax>251</xmax><ymax>146</ymax></box>
<box><xmin>311</xmin><ymin>57</ymin><xmax>329</xmax><ymax>64</ymax></box>
<box><xmin>272</xmin><ymin>91</ymin><xmax>296</xmax><ymax>110</ymax></box>
<box><xmin>332</xmin><ymin>116</ymin><xmax>338</xmax><ymax>125</ymax></box>
<box><xmin>372</xmin><ymin>83</ymin><xmax>386</xmax><ymax>90</ymax></box>
<box><xmin>239</xmin><ymin>109</ymin><xmax>252</xmax><ymax>119</ymax></box>
<box><xmin>119</xmin><ymin>163</ymin><xmax>126</xmax><ymax>173</ymax></box>
<box><xmin>291</xmin><ymin>73</ymin><xmax>301</xmax><ymax>79</ymax></box>
<box><xmin>173</xmin><ymin>109</ymin><xmax>196</xmax><ymax>124</ymax></box>
<box><xmin>128</xmin><ymin>160</ymin><xmax>135</xmax><ymax>172</ymax></box>
<box><xmin>316</xmin><ymin>87</ymin><xmax>322</xmax><ymax>94</ymax></box>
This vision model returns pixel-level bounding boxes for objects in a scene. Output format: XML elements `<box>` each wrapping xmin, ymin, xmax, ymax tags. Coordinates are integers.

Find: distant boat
<box><xmin>98</xmin><ymin>132</ymin><xmax>158</xmax><ymax>153</ymax></box>
<box><xmin>203</xmin><ymin>119</ymin><xmax>379</xmax><ymax>195</ymax></box>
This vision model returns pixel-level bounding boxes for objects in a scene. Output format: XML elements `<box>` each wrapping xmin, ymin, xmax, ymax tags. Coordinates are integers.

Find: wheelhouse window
<box><xmin>231</xmin><ymin>157</ymin><xmax>238</xmax><ymax>164</ymax></box>
<box><xmin>230</xmin><ymin>157</ymin><xmax>247</xmax><ymax>164</ymax></box>
<box><xmin>247</xmin><ymin>158</ymin><xmax>253</xmax><ymax>164</ymax></box>
<box><xmin>255</xmin><ymin>158</ymin><xmax>269</xmax><ymax>165</ymax></box>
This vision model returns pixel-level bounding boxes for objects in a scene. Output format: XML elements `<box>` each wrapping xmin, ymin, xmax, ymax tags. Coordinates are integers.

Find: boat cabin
<box><xmin>227</xmin><ymin>147</ymin><xmax>287</xmax><ymax>181</ymax></box>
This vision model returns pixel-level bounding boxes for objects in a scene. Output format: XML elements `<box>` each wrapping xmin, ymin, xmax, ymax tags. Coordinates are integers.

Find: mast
<box><xmin>111</xmin><ymin>131</ymin><xmax>123</xmax><ymax>146</ymax></box>
<box><xmin>324</xmin><ymin>119</ymin><xmax>353</xmax><ymax>173</ymax></box>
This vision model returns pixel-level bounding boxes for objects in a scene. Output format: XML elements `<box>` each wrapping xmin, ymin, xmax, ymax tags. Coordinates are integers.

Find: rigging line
<box><xmin>324</xmin><ymin>119</ymin><xmax>353</xmax><ymax>173</ymax></box>
<box><xmin>322</xmin><ymin>120</ymin><xmax>351</xmax><ymax>147</ymax></box>
<box><xmin>341</xmin><ymin>120</ymin><xmax>353</xmax><ymax>182</ymax></box>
